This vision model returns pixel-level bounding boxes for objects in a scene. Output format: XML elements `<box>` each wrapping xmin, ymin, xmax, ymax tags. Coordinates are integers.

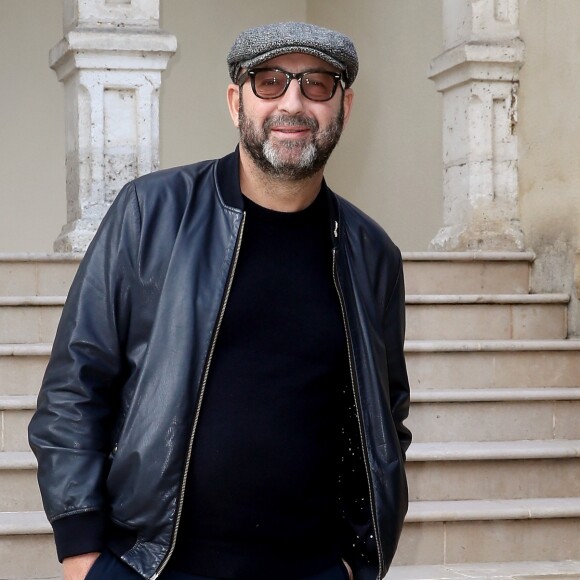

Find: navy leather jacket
<box><xmin>29</xmin><ymin>150</ymin><xmax>411</xmax><ymax>580</ymax></box>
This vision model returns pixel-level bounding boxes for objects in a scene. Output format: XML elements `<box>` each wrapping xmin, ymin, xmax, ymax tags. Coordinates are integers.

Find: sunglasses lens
<box><xmin>252</xmin><ymin>70</ymin><xmax>288</xmax><ymax>99</ymax></box>
<box><xmin>301</xmin><ymin>72</ymin><xmax>337</xmax><ymax>101</ymax></box>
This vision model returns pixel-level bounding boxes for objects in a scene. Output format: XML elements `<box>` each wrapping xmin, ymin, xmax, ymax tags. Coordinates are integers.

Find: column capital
<box><xmin>50</xmin><ymin>29</ymin><xmax>177</xmax><ymax>82</ymax></box>
<box><xmin>429</xmin><ymin>38</ymin><xmax>524</xmax><ymax>92</ymax></box>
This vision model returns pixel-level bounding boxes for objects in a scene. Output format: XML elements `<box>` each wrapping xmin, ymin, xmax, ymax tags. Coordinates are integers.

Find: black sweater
<box><xmin>170</xmin><ymin>191</ymin><xmax>348</xmax><ymax>579</ymax></box>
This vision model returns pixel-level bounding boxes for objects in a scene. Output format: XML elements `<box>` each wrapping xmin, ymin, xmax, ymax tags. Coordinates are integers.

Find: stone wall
<box><xmin>0</xmin><ymin>0</ymin><xmax>65</xmax><ymax>252</ymax></box>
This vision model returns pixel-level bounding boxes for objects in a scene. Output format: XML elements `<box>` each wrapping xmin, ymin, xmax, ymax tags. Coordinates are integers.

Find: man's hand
<box><xmin>63</xmin><ymin>552</ymin><xmax>101</xmax><ymax>580</ymax></box>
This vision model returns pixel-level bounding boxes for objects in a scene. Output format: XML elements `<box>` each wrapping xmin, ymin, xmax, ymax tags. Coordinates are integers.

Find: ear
<box><xmin>227</xmin><ymin>83</ymin><xmax>241</xmax><ymax>127</ymax></box>
<box><xmin>342</xmin><ymin>88</ymin><xmax>354</xmax><ymax>126</ymax></box>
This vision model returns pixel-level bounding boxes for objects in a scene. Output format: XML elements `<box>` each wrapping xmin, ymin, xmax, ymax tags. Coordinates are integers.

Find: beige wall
<box><xmin>308</xmin><ymin>0</ymin><xmax>443</xmax><ymax>251</ymax></box>
<box><xmin>159</xmin><ymin>0</ymin><xmax>308</xmax><ymax>167</ymax></box>
<box><xmin>0</xmin><ymin>0</ymin><xmax>65</xmax><ymax>253</ymax></box>
<box><xmin>519</xmin><ymin>0</ymin><xmax>580</xmax><ymax>333</ymax></box>
<box><xmin>519</xmin><ymin>0</ymin><xmax>580</xmax><ymax>255</ymax></box>
<box><xmin>0</xmin><ymin>0</ymin><xmax>442</xmax><ymax>253</ymax></box>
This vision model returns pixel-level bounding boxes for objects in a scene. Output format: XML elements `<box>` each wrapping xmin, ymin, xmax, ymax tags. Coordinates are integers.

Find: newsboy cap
<box><xmin>227</xmin><ymin>22</ymin><xmax>359</xmax><ymax>88</ymax></box>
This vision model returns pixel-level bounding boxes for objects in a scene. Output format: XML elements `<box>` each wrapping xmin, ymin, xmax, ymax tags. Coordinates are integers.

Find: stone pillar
<box><xmin>429</xmin><ymin>0</ymin><xmax>525</xmax><ymax>251</ymax></box>
<box><xmin>50</xmin><ymin>0</ymin><xmax>176</xmax><ymax>252</ymax></box>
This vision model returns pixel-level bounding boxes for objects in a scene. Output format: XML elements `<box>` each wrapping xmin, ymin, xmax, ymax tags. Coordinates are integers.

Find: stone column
<box><xmin>429</xmin><ymin>0</ymin><xmax>525</xmax><ymax>251</ymax></box>
<box><xmin>50</xmin><ymin>0</ymin><xmax>176</xmax><ymax>252</ymax></box>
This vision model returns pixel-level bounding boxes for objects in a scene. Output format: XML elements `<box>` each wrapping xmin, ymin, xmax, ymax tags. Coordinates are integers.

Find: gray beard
<box><xmin>238</xmin><ymin>92</ymin><xmax>344</xmax><ymax>181</ymax></box>
<box><xmin>262</xmin><ymin>137</ymin><xmax>317</xmax><ymax>174</ymax></box>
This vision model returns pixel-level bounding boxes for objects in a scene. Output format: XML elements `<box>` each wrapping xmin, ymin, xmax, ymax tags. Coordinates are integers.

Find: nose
<box><xmin>277</xmin><ymin>78</ymin><xmax>306</xmax><ymax>115</ymax></box>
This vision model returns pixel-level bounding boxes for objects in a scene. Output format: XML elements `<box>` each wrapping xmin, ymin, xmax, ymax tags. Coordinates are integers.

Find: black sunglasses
<box><xmin>238</xmin><ymin>67</ymin><xmax>343</xmax><ymax>102</ymax></box>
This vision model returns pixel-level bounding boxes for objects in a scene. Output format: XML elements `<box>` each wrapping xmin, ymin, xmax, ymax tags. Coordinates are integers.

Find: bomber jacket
<box><xmin>28</xmin><ymin>150</ymin><xmax>411</xmax><ymax>580</ymax></box>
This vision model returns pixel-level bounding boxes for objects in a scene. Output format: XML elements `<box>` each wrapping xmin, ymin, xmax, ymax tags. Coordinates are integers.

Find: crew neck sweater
<box><xmin>169</xmin><ymin>191</ymin><xmax>348</xmax><ymax>579</ymax></box>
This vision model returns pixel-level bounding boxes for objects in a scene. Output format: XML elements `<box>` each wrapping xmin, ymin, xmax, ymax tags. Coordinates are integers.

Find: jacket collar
<box><xmin>216</xmin><ymin>147</ymin><xmax>244</xmax><ymax>210</ymax></box>
<box><xmin>215</xmin><ymin>146</ymin><xmax>341</xmax><ymax>245</ymax></box>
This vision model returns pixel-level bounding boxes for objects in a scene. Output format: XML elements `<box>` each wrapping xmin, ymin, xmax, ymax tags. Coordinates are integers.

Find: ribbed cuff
<box><xmin>52</xmin><ymin>510</ymin><xmax>107</xmax><ymax>562</ymax></box>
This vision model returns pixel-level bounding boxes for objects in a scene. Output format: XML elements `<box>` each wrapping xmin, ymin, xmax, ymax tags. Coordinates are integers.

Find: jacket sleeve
<box><xmin>383</xmin><ymin>253</ymin><xmax>412</xmax><ymax>459</ymax></box>
<box><xmin>28</xmin><ymin>182</ymin><xmax>142</xmax><ymax>561</ymax></box>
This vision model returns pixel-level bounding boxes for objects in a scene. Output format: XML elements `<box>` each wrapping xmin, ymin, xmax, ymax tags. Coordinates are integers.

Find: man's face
<box><xmin>228</xmin><ymin>53</ymin><xmax>354</xmax><ymax>181</ymax></box>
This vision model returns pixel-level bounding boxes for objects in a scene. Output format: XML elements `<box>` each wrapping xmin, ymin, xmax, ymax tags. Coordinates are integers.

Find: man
<box><xmin>29</xmin><ymin>22</ymin><xmax>411</xmax><ymax>580</ymax></box>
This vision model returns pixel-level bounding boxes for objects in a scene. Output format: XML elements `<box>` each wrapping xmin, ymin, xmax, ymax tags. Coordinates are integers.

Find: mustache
<box><xmin>264</xmin><ymin>115</ymin><xmax>319</xmax><ymax>132</ymax></box>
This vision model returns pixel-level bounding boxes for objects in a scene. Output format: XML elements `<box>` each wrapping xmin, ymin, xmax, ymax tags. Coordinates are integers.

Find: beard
<box><xmin>238</xmin><ymin>91</ymin><xmax>345</xmax><ymax>181</ymax></box>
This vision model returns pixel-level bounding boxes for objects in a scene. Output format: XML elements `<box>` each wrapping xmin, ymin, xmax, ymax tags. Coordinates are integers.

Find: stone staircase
<box><xmin>390</xmin><ymin>253</ymin><xmax>580</xmax><ymax>579</ymax></box>
<box><xmin>0</xmin><ymin>252</ymin><xmax>579</xmax><ymax>580</ymax></box>
<box><xmin>0</xmin><ymin>255</ymin><xmax>78</xmax><ymax>579</ymax></box>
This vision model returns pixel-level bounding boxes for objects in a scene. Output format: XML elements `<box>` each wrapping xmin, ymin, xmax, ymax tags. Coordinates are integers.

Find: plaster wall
<box><xmin>518</xmin><ymin>0</ymin><xmax>580</xmax><ymax>334</ymax></box>
<box><xmin>159</xmin><ymin>0</ymin><xmax>308</xmax><ymax>168</ymax></box>
<box><xmin>308</xmin><ymin>0</ymin><xmax>443</xmax><ymax>251</ymax></box>
<box><xmin>0</xmin><ymin>0</ymin><xmax>65</xmax><ymax>252</ymax></box>
<box><xmin>0</xmin><ymin>0</ymin><xmax>441</xmax><ymax>252</ymax></box>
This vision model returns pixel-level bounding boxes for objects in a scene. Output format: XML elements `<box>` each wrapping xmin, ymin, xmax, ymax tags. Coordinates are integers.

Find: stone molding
<box><xmin>51</xmin><ymin>0</ymin><xmax>176</xmax><ymax>253</ymax></box>
<box><xmin>50</xmin><ymin>29</ymin><xmax>176</xmax><ymax>82</ymax></box>
<box><xmin>429</xmin><ymin>39</ymin><xmax>525</xmax><ymax>92</ymax></box>
<box><xmin>429</xmin><ymin>0</ymin><xmax>525</xmax><ymax>251</ymax></box>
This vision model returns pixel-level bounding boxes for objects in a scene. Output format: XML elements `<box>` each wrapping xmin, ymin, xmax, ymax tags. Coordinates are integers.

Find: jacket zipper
<box><xmin>151</xmin><ymin>213</ymin><xmax>246</xmax><ymax>579</ymax></box>
<box><xmin>332</xmin><ymin>241</ymin><xmax>384</xmax><ymax>580</ymax></box>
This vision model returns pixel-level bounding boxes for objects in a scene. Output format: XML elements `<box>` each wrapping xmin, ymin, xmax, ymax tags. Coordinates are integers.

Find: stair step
<box><xmin>407</xmin><ymin>387</ymin><xmax>580</xmax><ymax>444</ymax></box>
<box><xmin>406</xmin><ymin>339</ymin><xmax>580</xmax><ymax>352</ymax></box>
<box><xmin>386</xmin><ymin>560</ymin><xmax>580</xmax><ymax>579</ymax></box>
<box><xmin>0</xmin><ymin>251</ymin><xmax>535</xmax><ymax>296</ymax></box>
<box><xmin>0</xmin><ymin>511</ymin><xmax>50</xmax><ymax>536</ymax></box>
<box><xmin>406</xmin><ymin>294</ymin><xmax>570</xmax><ymax>305</ymax></box>
<box><xmin>408</xmin><ymin>398</ymin><xmax>580</xmax><ymax>442</ymax></box>
<box><xmin>402</xmin><ymin>252</ymin><xmax>534</xmax><ymax>295</ymax></box>
<box><xmin>412</xmin><ymin>387</ymin><xmax>580</xmax><ymax>402</ymax></box>
<box><xmin>407</xmin><ymin>497</ymin><xmax>580</xmax><ymax>523</ymax></box>
<box><xmin>0</xmin><ymin>293</ymin><xmax>569</xmax><ymax>343</ymax></box>
<box><xmin>0</xmin><ymin>395</ymin><xmax>37</xmax><ymax>410</ymax></box>
<box><xmin>1</xmin><ymin>396</ymin><xmax>36</xmax><ymax>452</ymax></box>
<box><xmin>406</xmin><ymin>441</ymin><xmax>580</xmax><ymax>501</ymax></box>
<box><xmin>0</xmin><ymin>344</ymin><xmax>51</xmax><ymax>396</ymax></box>
<box><xmin>406</xmin><ymin>295</ymin><xmax>568</xmax><ymax>340</ymax></box>
<box><xmin>408</xmin><ymin>439</ymin><xmax>580</xmax><ymax>461</ymax></box>
<box><xmin>408</xmin><ymin>389</ymin><xmax>580</xmax><ymax>444</ymax></box>
<box><xmin>0</xmin><ymin>298</ymin><xmax>65</xmax><ymax>345</ymax></box>
<box><xmin>406</xmin><ymin>340</ymin><xmax>580</xmax><ymax>389</ymax></box>
<box><xmin>0</xmin><ymin>453</ymin><xmax>41</xmax><ymax>511</ymax></box>
<box><xmin>0</xmin><ymin>511</ymin><xmax>59</xmax><ymax>579</ymax></box>
<box><xmin>394</xmin><ymin>498</ymin><xmax>580</xmax><ymax>566</ymax></box>
<box><xmin>0</xmin><ymin>297</ymin><xmax>67</xmax><ymax>306</ymax></box>
<box><xmin>0</xmin><ymin>254</ymin><xmax>79</xmax><ymax>297</ymax></box>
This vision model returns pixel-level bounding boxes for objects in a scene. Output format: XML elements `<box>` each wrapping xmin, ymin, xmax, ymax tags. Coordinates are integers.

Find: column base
<box><xmin>54</xmin><ymin>219</ymin><xmax>103</xmax><ymax>253</ymax></box>
<box><xmin>429</xmin><ymin>223</ymin><xmax>525</xmax><ymax>252</ymax></box>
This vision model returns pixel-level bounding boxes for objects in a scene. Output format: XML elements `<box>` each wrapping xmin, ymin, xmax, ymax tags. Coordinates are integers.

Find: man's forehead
<box><xmin>260</xmin><ymin>52</ymin><xmax>341</xmax><ymax>72</ymax></box>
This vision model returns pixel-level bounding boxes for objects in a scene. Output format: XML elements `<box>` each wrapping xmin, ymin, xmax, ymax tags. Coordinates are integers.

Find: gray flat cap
<box><xmin>228</xmin><ymin>22</ymin><xmax>359</xmax><ymax>88</ymax></box>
